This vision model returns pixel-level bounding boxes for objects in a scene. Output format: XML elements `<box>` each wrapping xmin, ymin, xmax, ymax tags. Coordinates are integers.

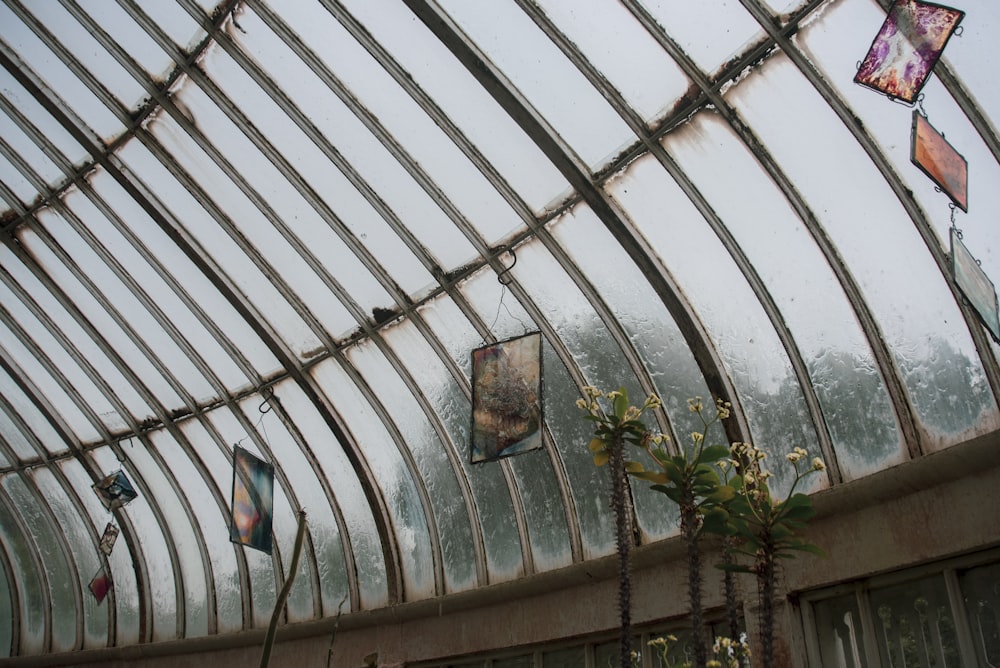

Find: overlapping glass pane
<box><xmin>0</xmin><ymin>483</ymin><xmax>45</xmax><ymax>655</ymax></box>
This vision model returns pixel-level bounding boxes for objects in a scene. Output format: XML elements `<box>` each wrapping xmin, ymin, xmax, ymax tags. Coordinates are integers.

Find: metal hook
<box><xmin>916</xmin><ymin>93</ymin><xmax>927</xmax><ymax>118</ymax></box>
<box><xmin>496</xmin><ymin>246</ymin><xmax>517</xmax><ymax>286</ymax></box>
<box><xmin>258</xmin><ymin>386</ymin><xmax>274</xmax><ymax>414</ymax></box>
<box><xmin>116</xmin><ymin>437</ymin><xmax>133</xmax><ymax>463</ymax></box>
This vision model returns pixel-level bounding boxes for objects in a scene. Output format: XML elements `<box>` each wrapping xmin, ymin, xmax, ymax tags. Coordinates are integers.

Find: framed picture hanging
<box><xmin>92</xmin><ymin>470</ymin><xmax>138</xmax><ymax>511</ymax></box>
<box><xmin>99</xmin><ymin>523</ymin><xmax>119</xmax><ymax>556</ymax></box>
<box><xmin>230</xmin><ymin>446</ymin><xmax>275</xmax><ymax>554</ymax></box>
<box><xmin>854</xmin><ymin>0</ymin><xmax>964</xmax><ymax>103</ymax></box>
<box><xmin>911</xmin><ymin>111</ymin><xmax>968</xmax><ymax>211</ymax></box>
<box><xmin>952</xmin><ymin>229</ymin><xmax>1000</xmax><ymax>342</ymax></box>
<box><xmin>89</xmin><ymin>567</ymin><xmax>111</xmax><ymax>604</ymax></box>
<box><xmin>471</xmin><ymin>332</ymin><xmax>543</xmax><ymax>463</ymax></box>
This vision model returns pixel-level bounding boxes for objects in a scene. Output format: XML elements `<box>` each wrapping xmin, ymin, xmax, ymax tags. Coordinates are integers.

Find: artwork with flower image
<box><xmin>854</xmin><ymin>0</ymin><xmax>964</xmax><ymax>103</ymax></box>
<box><xmin>230</xmin><ymin>446</ymin><xmax>274</xmax><ymax>554</ymax></box>
<box><xmin>471</xmin><ymin>332</ymin><xmax>543</xmax><ymax>463</ymax></box>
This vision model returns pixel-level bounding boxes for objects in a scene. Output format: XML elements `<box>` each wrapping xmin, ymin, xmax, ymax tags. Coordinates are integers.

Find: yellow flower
<box><xmin>812</xmin><ymin>457</ymin><xmax>826</xmax><ymax>471</ymax></box>
<box><xmin>575</xmin><ymin>398</ymin><xmax>588</xmax><ymax>410</ymax></box>
<box><xmin>606</xmin><ymin>390</ymin><xmax>623</xmax><ymax>400</ymax></box>
<box><xmin>691</xmin><ymin>431</ymin><xmax>704</xmax><ymax>444</ymax></box>
<box><xmin>687</xmin><ymin>396</ymin><xmax>703</xmax><ymax>412</ymax></box>
<box><xmin>623</xmin><ymin>405</ymin><xmax>641</xmax><ymax>421</ymax></box>
<box><xmin>644</xmin><ymin>394</ymin><xmax>663</xmax><ymax>410</ymax></box>
<box><xmin>583</xmin><ymin>385</ymin><xmax>601</xmax><ymax>397</ymax></box>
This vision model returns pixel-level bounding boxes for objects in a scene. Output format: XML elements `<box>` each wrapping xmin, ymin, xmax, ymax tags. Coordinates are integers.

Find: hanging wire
<box><xmin>949</xmin><ymin>202</ymin><xmax>962</xmax><ymax>238</ymax></box>
<box><xmin>485</xmin><ymin>246</ymin><xmax>531</xmax><ymax>340</ymax></box>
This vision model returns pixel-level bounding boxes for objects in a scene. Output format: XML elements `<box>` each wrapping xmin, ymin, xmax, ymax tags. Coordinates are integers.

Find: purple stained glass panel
<box><xmin>855</xmin><ymin>0</ymin><xmax>964</xmax><ymax>103</ymax></box>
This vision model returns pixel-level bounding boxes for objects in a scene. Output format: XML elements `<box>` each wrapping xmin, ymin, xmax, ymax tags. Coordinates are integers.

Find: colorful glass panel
<box><xmin>854</xmin><ymin>0</ymin><xmax>964</xmax><ymax>103</ymax></box>
<box><xmin>230</xmin><ymin>446</ymin><xmax>275</xmax><ymax>554</ymax></box>
<box><xmin>952</xmin><ymin>228</ymin><xmax>1000</xmax><ymax>342</ymax></box>
<box><xmin>92</xmin><ymin>470</ymin><xmax>138</xmax><ymax>511</ymax></box>
<box><xmin>471</xmin><ymin>332</ymin><xmax>543</xmax><ymax>463</ymax></box>
<box><xmin>911</xmin><ymin>111</ymin><xmax>968</xmax><ymax>211</ymax></box>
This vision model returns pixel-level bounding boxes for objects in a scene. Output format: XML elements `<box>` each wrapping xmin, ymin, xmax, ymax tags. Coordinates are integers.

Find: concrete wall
<box><xmin>12</xmin><ymin>431</ymin><xmax>1000</xmax><ymax>668</ymax></box>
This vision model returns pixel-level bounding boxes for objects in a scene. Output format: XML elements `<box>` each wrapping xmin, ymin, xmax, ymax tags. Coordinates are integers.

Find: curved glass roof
<box><xmin>0</xmin><ymin>0</ymin><xmax>998</xmax><ymax>657</ymax></box>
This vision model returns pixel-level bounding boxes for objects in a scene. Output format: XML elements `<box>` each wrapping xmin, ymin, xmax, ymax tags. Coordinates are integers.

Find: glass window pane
<box><xmin>542</xmin><ymin>646</ymin><xmax>584</xmax><ymax>667</ymax></box>
<box><xmin>339</xmin><ymin>0</ymin><xmax>569</xmax><ymax>214</ymax></box>
<box><xmin>813</xmin><ymin>592</ymin><xmax>867</xmax><ymax>668</ymax></box>
<box><xmin>728</xmin><ymin>52</ymin><xmax>999</xmax><ymax>447</ymax></box>
<box><xmin>959</xmin><ymin>562</ymin><xmax>1000</xmax><ymax>667</ymax></box>
<box><xmin>0</xmin><ymin>70</ymin><xmax>88</xmax><ymax>170</ymax></box>
<box><xmin>312</xmin><ymin>358</ymin><xmax>436</xmax><ymax>601</ymax></box>
<box><xmin>493</xmin><ymin>655</ymin><xmax>534</xmax><ymax>668</ymax></box>
<box><xmin>0</xmin><ymin>481</ymin><xmax>45</xmax><ymax>655</ymax></box>
<box><xmin>1</xmin><ymin>475</ymin><xmax>77</xmax><ymax>653</ymax></box>
<box><xmin>0</xmin><ymin>555</ymin><xmax>11</xmax><ymax>658</ymax></box>
<box><xmin>870</xmin><ymin>576</ymin><xmax>963</xmax><ymax>668</ymax></box>
<box><xmin>0</xmin><ymin>375</ymin><xmax>69</xmax><ymax>459</ymax></box>
<box><xmin>438</xmin><ymin>0</ymin><xmax>635</xmax><ymax>170</ymax></box>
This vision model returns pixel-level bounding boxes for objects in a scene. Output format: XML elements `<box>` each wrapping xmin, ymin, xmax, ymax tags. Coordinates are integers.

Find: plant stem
<box><xmin>759</xmin><ymin>538</ymin><xmax>776</xmax><ymax>668</ymax></box>
<box><xmin>260</xmin><ymin>510</ymin><xmax>307</xmax><ymax>668</ymax></box>
<box><xmin>722</xmin><ymin>535</ymin><xmax>741</xmax><ymax>642</ymax></box>
<box><xmin>681</xmin><ymin>490</ymin><xmax>707</xmax><ymax>668</ymax></box>
<box><xmin>608</xmin><ymin>433</ymin><xmax>633</xmax><ymax>668</ymax></box>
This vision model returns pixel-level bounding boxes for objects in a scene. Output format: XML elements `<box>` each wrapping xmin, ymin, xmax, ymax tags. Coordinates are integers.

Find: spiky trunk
<box><xmin>681</xmin><ymin>485</ymin><xmax>707</xmax><ymax>668</ymax></box>
<box><xmin>758</xmin><ymin>536</ymin><xmax>776</xmax><ymax>668</ymax></box>
<box><xmin>608</xmin><ymin>433</ymin><xmax>633</xmax><ymax>668</ymax></box>
<box><xmin>722</xmin><ymin>535</ymin><xmax>741</xmax><ymax>642</ymax></box>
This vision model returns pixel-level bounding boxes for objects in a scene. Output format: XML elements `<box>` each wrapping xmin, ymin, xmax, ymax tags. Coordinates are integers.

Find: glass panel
<box><xmin>606</xmin><ymin>155</ymin><xmax>822</xmax><ymax>498</ymax></box>
<box><xmin>144</xmin><ymin>100</ymin><xmax>363</xmax><ymax>347</ymax></box>
<box><xmin>0</xmin><ymin>108</ymin><xmax>64</xmax><ymax>188</ymax></box>
<box><xmin>348</xmin><ymin>338</ymin><xmax>478</xmax><ymax>593</ymax></box>
<box><xmin>506</xmin><ymin>443</ymin><xmax>572</xmax><ymax>573</ymax></box>
<box><xmin>0</xmin><ymin>4</ymin><xmax>124</xmax><ymax>141</ymax></box>
<box><xmin>795</xmin><ymin>0</ymin><xmax>1000</xmax><ymax>323</ymax></box>
<box><xmin>87</xmin><ymin>169</ymin><xmax>280</xmax><ymax>381</ymax></box>
<box><xmin>119</xmin><ymin>434</ymin><xmax>208</xmax><ymax>638</ymax></box>
<box><xmin>663</xmin><ymin>111</ymin><xmax>904</xmax><ymax>480</ymax></box>
<box><xmin>0</xmin><ymin>375</ymin><xmax>69</xmax><ymax>458</ymax></box>
<box><xmin>870</xmin><ymin>576</ymin><xmax>963</xmax><ymax>668</ymax></box>
<box><xmin>115</xmin><ymin>139</ymin><xmax>324</xmax><ymax>361</ymax></box>
<box><xmin>0</xmin><ymin>70</ymin><xmax>88</xmax><ymax>171</ymax></box>
<box><xmin>60</xmin><ymin>457</ymin><xmax>140</xmax><ymax>646</ymax></box>
<box><xmin>437</xmin><ymin>0</ymin><xmax>635</xmax><ymax>169</ymax></box>
<box><xmin>1</xmin><ymin>475</ymin><xmax>77</xmax><ymax>653</ymax></box>
<box><xmin>90</xmin><ymin>446</ymin><xmax>179</xmax><ymax>642</ymax></box>
<box><xmin>339</xmin><ymin>0</ymin><xmax>569</xmax><ymax>214</ymax></box>
<box><xmin>638</xmin><ymin>0</ymin><xmax>765</xmax><ymax>77</ymax></box>
<box><xmin>727</xmin><ymin>53</ymin><xmax>999</xmax><ymax>448</ymax></box>
<box><xmin>0</xmin><ymin>265</ymin><xmax>140</xmax><ymax>435</ymax></box>
<box><xmin>399</xmin><ymin>298</ymin><xmax>524</xmax><ymax>583</ymax></box>
<box><xmin>258</xmin><ymin>379</ymin><xmax>387</xmax><ymax>610</ymax></box>
<box><xmin>25</xmin><ymin>213</ymin><xmax>196</xmax><ymax>409</ymax></box>
<box><xmin>959</xmin><ymin>562</ymin><xmax>1000</xmax><ymax>667</ymax></box>
<box><xmin>30</xmin><ymin>468</ymin><xmax>107</xmax><ymax>649</ymax></box>
<box><xmin>149</xmin><ymin>429</ymin><xmax>252</xmax><ymax>635</ymax></box>
<box><xmin>0</xmin><ymin>557</ymin><xmax>11</xmax><ymax>657</ymax></box>
<box><xmin>311</xmin><ymin>358</ymin><xmax>436</xmax><ymax>601</ymax></box>
<box><xmin>494</xmin><ymin>655</ymin><xmax>534</xmax><ymax>668</ymax></box>
<box><xmin>813</xmin><ymin>592</ymin><xmax>867</xmax><ymax>668</ymax></box>
<box><xmin>535</xmin><ymin>0</ymin><xmax>691</xmax><ymax>123</ymax></box>
<box><xmin>74</xmin><ymin>2</ymin><xmax>174</xmax><ymax>82</ymax></box>
<box><xmin>131</xmin><ymin>0</ymin><xmax>204</xmax><ymax>52</ymax></box>
<box><xmin>248</xmin><ymin>3</ymin><xmax>524</xmax><ymax>249</ymax></box>
<box><xmin>0</xmin><ymin>153</ymin><xmax>38</xmax><ymax>206</ymax></box>
<box><xmin>16</xmin><ymin>2</ymin><xmax>146</xmax><ymax>111</ymax></box>
<box><xmin>0</xmin><ymin>482</ymin><xmax>45</xmax><ymax>655</ymax></box>
<box><xmin>542</xmin><ymin>646</ymin><xmax>584</xmax><ymax>667</ymax></box>
<box><xmin>0</xmin><ymin>403</ymin><xmax>38</xmax><ymax>462</ymax></box>
<box><xmin>66</xmin><ymin>187</ymin><xmax>249</xmax><ymax>396</ymax></box>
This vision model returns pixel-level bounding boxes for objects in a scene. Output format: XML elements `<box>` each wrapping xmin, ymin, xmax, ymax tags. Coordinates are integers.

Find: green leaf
<box><xmin>613</xmin><ymin>387</ymin><xmax>629</xmax><ymax>420</ymax></box>
<box><xmin>588</xmin><ymin>438</ymin><xmax>606</xmax><ymax>453</ymax></box>
<box><xmin>624</xmin><ymin>461</ymin><xmax>645</xmax><ymax>473</ymax></box>
<box><xmin>715</xmin><ymin>562</ymin><xmax>752</xmax><ymax>574</ymax></box>
<box><xmin>651</xmin><ymin>484</ymin><xmax>683</xmax><ymax>503</ymax></box>
<box><xmin>632</xmin><ymin>470</ymin><xmax>669</xmax><ymax>484</ymax></box>
<box><xmin>698</xmin><ymin>445</ymin><xmax>731</xmax><ymax>464</ymax></box>
<box><xmin>593</xmin><ymin>451</ymin><xmax>609</xmax><ymax>467</ymax></box>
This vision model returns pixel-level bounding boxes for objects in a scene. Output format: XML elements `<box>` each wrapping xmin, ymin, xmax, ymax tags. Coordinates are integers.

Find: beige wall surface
<box><xmin>9</xmin><ymin>431</ymin><xmax>1000</xmax><ymax>668</ymax></box>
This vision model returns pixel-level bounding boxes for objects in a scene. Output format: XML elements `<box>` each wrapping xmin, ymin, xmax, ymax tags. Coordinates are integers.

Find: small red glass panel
<box><xmin>855</xmin><ymin>0</ymin><xmax>964</xmax><ymax>103</ymax></box>
<box><xmin>911</xmin><ymin>111</ymin><xmax>968</xmax><ymax>211</ymax></box>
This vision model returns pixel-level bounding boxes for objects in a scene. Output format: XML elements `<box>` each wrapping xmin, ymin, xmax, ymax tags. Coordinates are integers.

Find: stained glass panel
<box><xmin>854</xmin><ymin>0</ymin><xmax>964</xmax><ymax>103</ymax></box>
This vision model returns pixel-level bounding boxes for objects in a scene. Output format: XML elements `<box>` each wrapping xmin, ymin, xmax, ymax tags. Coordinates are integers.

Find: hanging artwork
<box><xmin>471</xmin><ymin>332</ymin><xmax>543</xmax><ymax>463</ymax></box>
<box><xmin>99</xmin><ymin>523</ymin><xmax>119</xmax><ymax>556</ymax></box>
<box><xmin>854</xmin><ymin>0</ymin><xmax>964</xmax><ymax>103</ymax></box>
<box><xmin>230</xmin><ymin>446</ymin><xmax>274</xmax><ymax>554</ymax></box>
<box><xmin>952</xmin><ymin>229</ymin><xmax>1000</xmax><ymax>342</ymax></box>
<box><xmin>89</xmin><ymin>567</ymin><xmax>111</xmax><ymax>604</ymax></box>
<box><xmin>92</xmin><ymin>470</ymin><xmax>138</xmax><ymax>511</ymax></box>
<box><xmin>911</xmin><ymin>111</ymin><xmax>968</xmax><ymax>211</ymax></box>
